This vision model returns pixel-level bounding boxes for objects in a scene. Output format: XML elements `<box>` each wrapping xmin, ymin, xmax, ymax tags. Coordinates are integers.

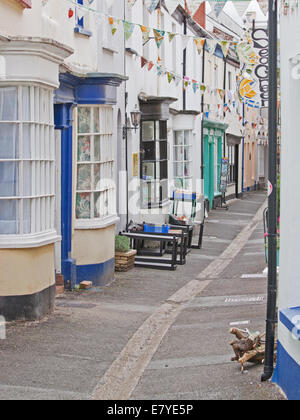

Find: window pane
<box><xmin>160</xmin><ymin>141</ymin><xmax>167</xmax><ymax>160</ymax></box>
<box><xmin>174</xmin><ymin>163</ymin><xmax>183</xmax><ymax>177</ymax></box>
<box><xmin>184</xmin><ymin>162</ymin><xmax>191</xmax><ymax>177</ymax></box>
<box><xmin>142</xmin><ymin>162</ymin><xmax>155</xmax><ymax>180</ymax></box>
<box><xmin>94</xmin><ymin>164</ymin><xmax>100</xmax><ymax>190</ymax></box>
<box><xmin>94</xmin><ymin>135</ymin><xmax>101</xmax><ymax>161</ymax></box>
<box><xmin>23</xmin><ymin>161</ymin><xmax>31</xmax><ymax>196</ymax></box>
<box><xmin>142</xmin><ymin>141</ymin><xmax>155</xmax><ymax>160</ymax></box>
<box><xmin>0</xmin><ymin>162</ymin><xmax>18</xmax><ymax>197</ymax></box>
<box><xmin>78</xmin><ymin>136</ymin><xmax>91</xmax><ymax>161</ymax></box>
<box><xmin>184</xmin><ymin>146</ymin><xmax>191</xmax><ymax>161</ymax></box>
<box><xmin>175</xmin><ymin>131</ymin><xmax>184</xmax><ymax>145</ymax></box>
<box><xmin>94</xmin><ymin>108</ymin><xmax>100</xmax><ymax>133</ymax></box>
<box><xmin>23</xmin><ymin>123</ymin><xmax>31</xmax><ymax>159</ymax></box>
<box><xmin>142</xmin><ymin>121</ymin><xmax>155</xmax><ymax>141</ymax></box>
<box><xmin>159</xmin><ymin>121</ymin><xmax>167</xmax><ymax>140</ymax></box>
<box><xmin>77</xmin><ymin>164</ymin><xmax>91</xmax><ymax>190</ymax></box>
<box><xmin>184</xmin><ymin>131</ymin><xmax>190</xmax><ymax>145</ymax></box>
<box><xmin>94</xmin><ymin>191</ymin><xmax>100</xmax><ymax>218</ymax></box>
<box><xmin>76</xmin><ymin>193</ymin><xmax>91</xmax><ymax>219</ymax></box>
<box><xmin>0</xmin><ymin>87</ymin><xmax>18</xmax><ymax>121</ymax></box>
<box><xmin>23</xmin><ymin>198</ymin><xmax>31</xmax><ymax>234</ymax></box>
<box><xmin>174</xmin><ymin>146</ymin><xmax>183</xmax><ymax>161</ymax></box>
<box><xmin>78</xmin><ymin>107</ymin><xmax>91</xmax><ymax>133</ymax></box>
<box><xmin>160</xmin><ymin>161</ymin><xmax>168</xmax><ymax>179</ymax></box>
<box><xmin>0</xmin><ymin>123</ymin><xmax>19</xmax><ymax>159</ymax></box>
<box><xmin>22</xmin><ymin>86</ymin><xmax>31</xmax><ymax>121</ymax></box>
<box><xmin>0</xmin><ymin>199</ymin><xmax>18</xmax><ymax>234</ymax></box>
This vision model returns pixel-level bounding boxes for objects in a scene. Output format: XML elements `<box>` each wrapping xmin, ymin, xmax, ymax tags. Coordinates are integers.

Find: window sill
<box><xmin>280</xmin><ymin>307</ymin><xmax>300</xmax><ymax>341</ymax></box>
<box><xmin>74</xmin><ymin>26</ymin><xmax>93</xmax><ymax>37</ymax></box>
<box><xmin>103</xmin><ymin>47</ymin><xmax>119</xmax><ymax>55</ymax></box>
<box><xmin>75</xmin><ymin>215</ymin><xmax>120</xmax><ymax>230</ymax></box>
<box><xmin>0</xmin><ymin>230</ymin><xmax>61</xmax><ymax>249</ymax></box>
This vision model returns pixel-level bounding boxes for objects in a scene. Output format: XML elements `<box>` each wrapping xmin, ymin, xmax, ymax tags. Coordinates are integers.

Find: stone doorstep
<box><xmin>55</xmin><ymin>273</ymin><xmax>64</xmax><ymax>286</ymax></box>
<box><xmin>56</xmin><ymin>285</ymin><xmax>64</xmax><ymax>295</ymax></box>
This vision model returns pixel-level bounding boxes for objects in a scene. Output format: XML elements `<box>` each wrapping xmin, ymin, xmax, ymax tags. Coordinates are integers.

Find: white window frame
<box><xmin>74</xmin><ymin>105</ymin><xmax>118</xmax><ymax>229</ymax></box>
<box><xmin>0</xmin><ymin>84</ymin><xmax>59</xmax><ymax>248</ymax></box>
<box><xmin>173</xmin><ymin>130</ymin><xmax>193</xmax><ymax>191</ymax></box>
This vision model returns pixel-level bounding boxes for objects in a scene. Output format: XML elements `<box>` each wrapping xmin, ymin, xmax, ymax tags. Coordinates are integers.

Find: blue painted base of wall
<box><xmin>76</xmin><ymin>258</ymin><xmax>115</xmax><ymax>287</ymax></box>
<box><xmin>273</xmin><ymin>341</ymin><xmax>300</xmax><ymax>400</ymax></box>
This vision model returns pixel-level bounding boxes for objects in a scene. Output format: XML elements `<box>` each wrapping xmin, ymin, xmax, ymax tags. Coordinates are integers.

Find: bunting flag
<box><xmin>200</xmin><ymin>84</ymin><xmax>207</xmax><ymax>94</ymax></box>
<box><xmin>182</xmin><ymin>35</ymin><xmax>191</xmax><ymax>50</ymax></box>
<box><xmin>141</xmin><ymin>56</ymin><xmax>148</xmax><ymax>68</ymax></box>
<box><xmin>127</xmin><ymin>0</ymin><xmax>138</xmax><ymax>7</ymax></box>
<box><xmin>233</xmin><ymin>1</ymin><xmax>250</xmax><ymax>18</ymax></box>
<box><xmin>205</xmin><ymin>39</ymin><xmax>217</xmax><ymax>55</ymax></box>
<box><xmin>186</xmin><ymin>0</ymin><xmax>204</xmax><ymax>16</ymax></box>
<box><xmin>168</xmin><ymin>32</ymin><xmax>176</xmax><ymax>42</ymax></box>
<box><xmin>220</xmin><ymin>40</ymin><xmax>230</xmax><ymax>58</ymax></box>
<box><xmin>165</xmin><ymin>0</ymin><xmax>181</xmax><ymax>15</ymax></box>
<box><xmin>192</xmin><ymin>80</ymin><xmax>199</xmax><ymax>93</ymax></box>
<box><xmin>140</xmin><ymin>25</ymin><xmax>151</xmax><ymax>44</ymax></box>
<box><xmin>123</xmin><ymin>21</ymin><xmax>135</xmax><ymax>40</ymax></box>
<box><xmin>194</xmin><ymin>37</ymin><xmax>205</xmax><ymax>55</ymax></box>
<box><xmin>153</xmin><ymin>29</ymin><xmax>165</xmax><ymax>48</ymax></box>
<box><xmin>218</xmin><ymin>89</ymin><xmax>225</xmax><ymax>100</ymax></box>
<box><xmin>145</xmin><ymin>0</ymin><xmax>159</xmax><ymax>13</ymax></box>
<box><xmin>156</xmin><ymin>65</ymin><xmax>164</xmax><ymax>76</ymax></box>
<box><xmin>148</xmin><ymin>61</ymin><xmax>154</xmax><ymax>71</ymax></box>
<box><xmin>257</xmin><ymin>0</ymin><xmax>268</xmax><ymax>15</ymax></box>
<box><xmin>108</xmin><ymin>16</ymin><xmax>119</xmax><ymax>35</ymax></box>
<box><xmin>167</xmin><ymin>72</ymin><xmax>174</xmax><ymax>83</ymax></box>
<box><xmin>210</xmin><ymin>0</ymin><xmax>226</xmax><ymax>17</ymax></box>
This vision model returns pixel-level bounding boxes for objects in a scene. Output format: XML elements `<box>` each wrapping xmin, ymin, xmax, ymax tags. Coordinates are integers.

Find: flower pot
<box><xmin>115</xmin><ymin>249</ymin><xmax>137</xmax><ymax>272</ymax></box>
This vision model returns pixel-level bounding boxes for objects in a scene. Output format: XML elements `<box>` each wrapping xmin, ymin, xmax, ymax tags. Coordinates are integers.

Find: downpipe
<box><xmin>261</xmin><ymin>0</ymin><xmax>278</xmax><ymax>382</ymax></box>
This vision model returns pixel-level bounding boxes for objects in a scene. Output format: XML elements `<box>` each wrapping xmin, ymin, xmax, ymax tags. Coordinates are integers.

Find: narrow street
<box><xmin>0</xmin><ymin>191</ymin><xmax>284</xmax><ymax>400</ymax></box>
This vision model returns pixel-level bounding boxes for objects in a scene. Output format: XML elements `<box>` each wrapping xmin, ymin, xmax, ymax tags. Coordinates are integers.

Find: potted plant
<box><xmin>115</xmin><ymin>235</ymin><xmax>137</xmax><ymax>272</ymax></box>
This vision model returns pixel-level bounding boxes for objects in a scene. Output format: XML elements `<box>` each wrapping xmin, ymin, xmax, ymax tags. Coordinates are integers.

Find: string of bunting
<box><xmin>62</xmin><ymin>0</ymin><xmax>243</xmax><ymax>58</ymax></box>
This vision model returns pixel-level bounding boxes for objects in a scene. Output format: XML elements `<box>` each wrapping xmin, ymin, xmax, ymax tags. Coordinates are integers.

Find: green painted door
<box><xmin>204</xmin><ymin>135</ymin><xmax>215</xmax><ymax>208</ymax></box>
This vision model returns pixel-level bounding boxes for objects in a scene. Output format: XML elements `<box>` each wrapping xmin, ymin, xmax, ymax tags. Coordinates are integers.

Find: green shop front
<box><xmin>203</xmin><ymin>119</ymin><xmax>228</xmax><ymax>210</ymax></box>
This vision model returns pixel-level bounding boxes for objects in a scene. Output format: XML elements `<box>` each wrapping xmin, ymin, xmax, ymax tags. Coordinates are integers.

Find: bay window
<box><xmin>75</xmin><ymin>105</ymin><xmax>116</xmax><ymax>224</ymax></box>
<box><xmin>173</xmin><ymin>130</ymin><xmax>192</xmax><ymax>190</ymax></box>
<box><xmin>0</xmin><ymin>85</ymin><xmax>55</xmax><ymax>239</ymax></box>
<box><xmin>141</xmin><ymin>120</ymin><xmax>168</xmax><ymax>208</ymax></box>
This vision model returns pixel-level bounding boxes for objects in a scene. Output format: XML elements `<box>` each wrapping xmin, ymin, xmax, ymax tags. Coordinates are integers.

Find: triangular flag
<box><xmin>168</xmin><ymin>32</ymin><xmax>176</xmax><ymax>42</ymax></box>
<box><xmin>145</xmin><ymin>0</ymin><xmax>159</xmax><ymax>13</ymax></box>
<box><xmin>141</xmin><ymin>56</ymin><xmax>148</xmax><ymax>68</ymax></box>
<box><xmin>182</xmin><ymin>35</ymin><xmax>191</xmax><ymax>50</ymax></box>
<box><xmin>140</xmin><ymin>25</ymin><xmax>151</xmax><ymax>44</ymax></box>
<box><xmin>186</xmin><ymin>0</ymin><xmax>203</xmax><ymax>16</ymax></box>
<box><xmin>123</xmin><ymin>21</ymin><xmax>135</xmax><ymax>41</ymax></box>
<box><xmin>200</xmin><ymin>84</ymin><xmax>207</xmax><ymax>93</ymax></box>
<box><xmin>210</xmin><ymin>1</ymin><xmax>226</xmax><ymax>17</ymax></box>
<box><xmin>165</xmin><ymin>0</ymin><xmax>180</xmax><ymax>15</ymax></box>
<box><xmin>127</xmin><ymin>0</ymin><xmax>138</xmax><ymax>7</ymax></box>
<box><xmin>218</xmin><ymin>89</ymin><xmax>225</xmax><ymax>100</ymax></box>
<box><xmin>153</xmin><ymin>29</ymin><xmax>165</xmax><ymax>48</ymax></box>
<box><xmin>233</xmin><ymin>1</ymin><xmax>250</xmax><ymax>18</ymax></box>
<box><xmin>257</xmin><ymin>0</ymin><xmax>268</xmax><ymax>15</ymax></box>
<box><xmin>220</xmin><ymin>41</ymin><xmax>229</xmax><ymax>58</ymax></box>
<box><xmin>205</xmin><ymin>39</ymin><xmax>217</xmax><ymax>55</ymax></box>
<box><xmin>167</xmin><ymin>72</ymin><xmax>174</xmax><ymax>83</ymax></box>
<box><xmin>194</xmin><ymin>37</ymin><xmax>205</xmax><ymax>55</ymax></box>
<box><xmin>108</xmin><ymin>16</ymin><xmax>119</xmax><ymax>36</ymax></box>
<box><xmin>192</xmin><ymin>80</ymin><xmax>199</xmax><ymax>93</ymax></box>
<box><xmin>148</xmin><ymin>61</ymin><xmax>154</xmax><ymax>71</ymax></box>
<box><xmin>174</xmin><ymin>74</ymin><xmax>182</xmax><ymax>86</ymax></box>
<box><xmin>156</xmin><ymin>65</ymin><xmax>164</xmax><ymax>76</ymax></box>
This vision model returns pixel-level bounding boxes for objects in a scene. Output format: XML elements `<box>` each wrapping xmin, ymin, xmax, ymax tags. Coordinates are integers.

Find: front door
<box><xmin>204</xmin><ymin>135</ymin><xmax>215</xmax><ymax>209</ymax></box>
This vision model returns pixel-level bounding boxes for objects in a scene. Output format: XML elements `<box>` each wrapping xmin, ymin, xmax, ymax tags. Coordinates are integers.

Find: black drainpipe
<box><xmin>223</xmin><ymin>56</ymin><xmax>227</xmax><ymax>157</ymax></box>
<box><xmin>183</xmin><ymin>16</ymin><xmax>187</xmax><ymax>110</ymax></box>
<box><xmin>261</xmin><ymin>0</ymin><xmax>278</xmax><ymax>382</ymax></box>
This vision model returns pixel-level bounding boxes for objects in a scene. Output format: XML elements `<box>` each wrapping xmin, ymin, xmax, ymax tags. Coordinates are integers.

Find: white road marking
<box><xmin>241</xmin><ymin>273</ymin><xmax>267</xmax><ymax>278</ymax></box>
<box><xmin>229</xmin><ymin>320</ymin><xmax>250</xmax><ymax>326</ymax></box>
